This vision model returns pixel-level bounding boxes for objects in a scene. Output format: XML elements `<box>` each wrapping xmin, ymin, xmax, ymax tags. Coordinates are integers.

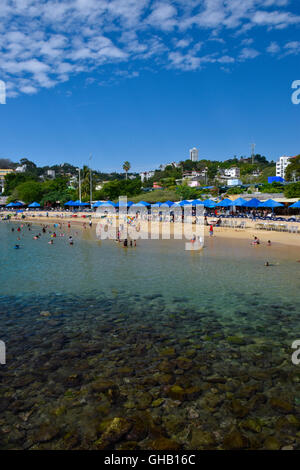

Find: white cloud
<box><xmin>239</xmin><ymin>47</ymin><xmax>260</xmax><ymax>60</ymax></box>
<box><xmin>267</xmin><ymin>41</ymin><xmax>280</xmax><ymax>53</ymax></box>
<box><xmin>284</xmin><ymin>41</ymin><xmax>300</xmax><ymax>55</ymax></box>
<box><xmin>0</xmin><ymin>0</ymin><xmax>299</xmax><ymax>97</ymax></box>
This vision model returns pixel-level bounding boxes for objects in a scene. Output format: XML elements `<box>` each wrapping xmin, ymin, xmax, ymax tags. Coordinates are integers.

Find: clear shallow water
<box><xmin>0</xmin><ymin>221</ymin><xmax>300</xmax><ymax>450</ymax></box>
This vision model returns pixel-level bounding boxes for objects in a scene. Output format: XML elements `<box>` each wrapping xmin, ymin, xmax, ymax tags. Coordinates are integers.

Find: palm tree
<box><xmin>123</xmin><ymin>161</ymin><xmax>131</xmax><ymax>180</ymax></box>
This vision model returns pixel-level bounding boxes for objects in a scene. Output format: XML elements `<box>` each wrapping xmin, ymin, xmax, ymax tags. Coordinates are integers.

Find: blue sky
<box><xmin>0</xmin><ymin>0</ymin><xmax>300</xmax><ymax>172</ymax></box>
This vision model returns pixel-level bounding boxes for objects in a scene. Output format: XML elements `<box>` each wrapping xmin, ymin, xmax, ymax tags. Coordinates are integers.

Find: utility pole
<box><xmin>89</xmin><ymin>154</ymin><xmax>93</xmax><ymax>206</ymax></box>
<box><xmin>77</xmin><ymin>168</ymin><xmax>81</xmax><ymax>202</ymax></box>
<box><xmin>251</xmin><ymin>143</ymin><xmax>256</xmax><ymax>165</ymax></box>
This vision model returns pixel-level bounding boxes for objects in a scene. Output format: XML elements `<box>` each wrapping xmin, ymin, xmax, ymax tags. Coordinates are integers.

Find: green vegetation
<box><xmin>2</xmin><ymin>153</ymin><xmax>299</xmax><ymax>207</ymax></box>
<box><xmin>122</xmin><ymin>161</ymin><xmax>131</xmax><ymax>180</ymax></box>
<box><xmin>7</xmin><ymin>177</ymin><xmax>77</xmax><ymax>205</ymax></box>
<box><xmin>94</xmin><ymin>179</ymin><xmax>142</xmax><ymax>201</ymax></box>
<box><xmin>285</xmin><ymin>155</ymin><xmax>300</xmax><ymax>182</ymax></box>
<box><xmin>284</xmin><ymin>182</ymin><xmax>300</xmax><ymax>198</ymax></box>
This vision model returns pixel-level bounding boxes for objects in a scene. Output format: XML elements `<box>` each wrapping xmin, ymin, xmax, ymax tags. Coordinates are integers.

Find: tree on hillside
<box><xmin>20</xmin><ymin>158</ymin><xmax>38</xmax><ymax>174</ymax></box>
<box><xmin>122</xmin><ymin>161</ymin><xmax>131</xmax><ymax>180</ymax></box>
<box><xmin>285</xmin><ymin>155</ymin><xmax>300</xmax><ymax>182</ymax></box>
<box><xmin>3</xmin><ymin>172</ymin><xmax>39</xmax><ymax>195</ymax></box>
<box><xmin>284</xmin><ymin>182</ymin><xmax>300</xmax><ymax>198</ymax></box>
<box><xmin>10</xmin><ymin>181</ymin><xmax>44</xmax><ymax>203</ymax></box>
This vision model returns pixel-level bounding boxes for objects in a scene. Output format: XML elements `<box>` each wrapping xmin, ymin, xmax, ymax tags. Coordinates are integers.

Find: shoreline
<box><xmin>1</xmin><ymin>212</ymin><xmax>300</xmax><ymax>248</ymax></box>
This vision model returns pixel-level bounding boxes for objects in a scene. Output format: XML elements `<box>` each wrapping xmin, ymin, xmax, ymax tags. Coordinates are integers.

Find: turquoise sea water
<box><xmin>0</xmin><ymin>220</ymin><xmax>300</xmax><ymax>450</ymax></box>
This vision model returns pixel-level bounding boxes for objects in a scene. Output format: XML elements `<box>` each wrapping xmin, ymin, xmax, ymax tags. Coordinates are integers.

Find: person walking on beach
<box><xmin>209</xmin><ymin>224</ymin><xmax>214</xmax><ymax>237</ymax></box>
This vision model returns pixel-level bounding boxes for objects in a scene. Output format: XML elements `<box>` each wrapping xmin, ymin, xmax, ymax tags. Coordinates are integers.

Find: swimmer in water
<box><xmin>14</xmin><ymin>244</ymin><xmax>20</xmax><ymax>249</ymax></box>
<box><xmin>267</xmin><ymin>240</ymin><xmax>271</xmax><ymax>246</ymax></box>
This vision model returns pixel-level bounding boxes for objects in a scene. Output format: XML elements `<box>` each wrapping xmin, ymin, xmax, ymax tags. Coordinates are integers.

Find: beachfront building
<box><xmin>276</xmin><ymin>155</ymin><xmax>295</xmax><ymax>179</ymax></box>
<box><xmin>227</xmin><ymin>178</ymin><xmax>242</xmax><ymax>187</ymax></box>
<box><xmin>224</xmin><ymin>167</ymin><xmax>240</xmax><ymax>178</ymax></box>
<box><xmin>160</xmin><ymin>162</ymin><xmax>180</xmax><ymax>170</ymax></box>
<box><xmin>47</xmin><ymin>169</ymin><xmax>55</xmax><ymax>178</ymax></box>
<box><xmin>189</xmin><ymin>147</ymin><xmax>199</xmax><ymax>162</ymax></box>
<box><xmin>15</xmin><ymin>164</ymin><xmax>27</xmax><ymax>173</ymax></box>
<box><xmin>140</xmin><ymin>171</ymin><xmax>155</xmax><ymax>183</ymax></box>
<box><xmin>0</xmin><ymin>169</ymin><xmax>14</xmax><ymax>193</ymax></box>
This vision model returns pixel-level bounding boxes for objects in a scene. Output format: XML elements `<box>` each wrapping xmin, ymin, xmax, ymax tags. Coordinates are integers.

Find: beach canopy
<box><xmin>178</xmin><ymin>200</ymin><xmax>191</xmax><ymax>206</ymax></box>
<box><xmin>204</xmin><ymin>199</ymin><xmax>216</xmax><ymax>208</ymax></box>
<box><xmin>132</xmin><ymin>201</ymin><xmax>150</xmax><ymax>207</ymax></box>
<box><xmin>230</xmin><ymin>197</ymin><xmax>247</xmax><ymax>207</ymax></box>
<box><xmin>191</xmin><ymin>199</ymin><xmax>205</xmax><ymax>205</ymax></box>
<box><xmin>28</xmin><ymin>202</ymin><xmax>40</xmax><ymax>208</ymax></box>
<box><xmin>161</xmin><ymin>200</ymin><xmax>175</xmax><ymax>207</ymax></box>
<box><xmin>72</xmin><ymin>200</ymin><xmax>88</xmax><ymax>207</ymax></box>
<box><xmin>258</xmin><ymin>199</ymin><xmax>284</xmax><ymax>208</ymax></box>
<box><xmin>64</xmin><ymin>200</ymin><xmax>74</xmax><ymax>206</ymax></box>
<box><xmin>215</xmin><ymin>198</ymin><xmax>233</xmax><ymax>207</ymax></box>
<box><xmin>151</xmin><ymin>202</ymin><xmax>162</xmax><ymax>207</ymax></box>
<box><xmin>99</xmin><ymin>200</ymin><xmax>116</xmax><ymax>207</ymax></box>
<box><xmin>115</xmin><ymin>201</ymin><xmax>133</xmax><ymax>207</ymax></box>
<box><xmin>289</xmin><ymin>200</ymin><xmax>300</xmax><ymax>208</ymax></box>
<box><xmin>6</xmin><ymin>202</ymin><xmax>23</xmax><ymax>207</ymax></box>
<box><xmin>92</xmin><ymin>201</ymin><xmax>102</xmax><ymax>208</ymax></box>
<box><xmin>242</xmin><ymin>198</ymin><xmax>261</xmax><ymax>208</ymax></box>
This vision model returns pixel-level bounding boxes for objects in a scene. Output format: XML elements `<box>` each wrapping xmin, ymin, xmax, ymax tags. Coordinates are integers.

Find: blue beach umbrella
<box><xmin>28</xmin><ymin>202</ymin><xmax>41</xmax><ymax>208</ymax></box>
<box><xmin>151</xmin><ymin>202</ymin><xmax>162</xmax><ymax>207</ymax></box>
<box><xmin>204</xmin><ymin>199</ymin><xmax>216</xmax><ymax>208</ymax></box>
<box><xmin>162</xmin><ymin>200</ymin><xmax>176</xmax><ymax>207</ymax></box>
<box><xmin>289</xmin><ymin>200</ymin><xmax>300</xmax><ymax>208</ymax></box>
<box><xmin>242</xmin><ymin>198</ymin><xmax>261</xmax><ymax>208</ymax></box>
<box><xmin>132</xmin><ymin>201</ymin><xmax>150</xmax><ymax>207</ymax></box>
<box><xmin>100</xmin><ymin>200</ymin><xmax>116</xmax><ymax>207</ymax></box>
<box><xmin>178</xmin><ymin>200</ymin><xmax>191</xmax><ymax>206</ymax></box>
<box><xmin>191</xmin><ymin>199</ymin><xmax>205</xmax><ymax>205</ymax></box>
<box><xmin>258</xmin><ymin>199</ymin><xmax>284</xmax><ymax>208</ymax></box>
<box><xmin>230</xmin><ymin>197</ymin><xmax>247</xmax><ymax>207</ymax></box>
<box><xmin>6</xmin><ymin>202</ymin><xmax>22</xmax><ymax>208</ymax></box>
<box><xmin>215</xmin><ymin>198</ymin><xmax>233</xmax><ymax>208</ymax></box>
<box><xmin>116</xmin><ymin>200</ymin><xmax>133</xmax><ymax>207</ymax></box>
<box><xmin>92</xmin><ymin>201</ymin><xmax>103</xmax><ymax>208</ymax></box>
<box><xmin>64</xmin><ymin>200</ymin><xmax>74</xmax><ymax>206</ymax></box>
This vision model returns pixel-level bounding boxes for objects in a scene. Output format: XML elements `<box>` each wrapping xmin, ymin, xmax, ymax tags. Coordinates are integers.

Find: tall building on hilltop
<box><xmin>189</xmin><ymin>147</ymin><xmax>199</xmax><ymax>162</ymax></box>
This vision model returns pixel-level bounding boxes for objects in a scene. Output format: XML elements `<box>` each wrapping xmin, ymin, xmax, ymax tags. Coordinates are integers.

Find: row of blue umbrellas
<box><xmin>64</xmin><ymin>200</ymin><xmax>90</xmax><ymax>207</ymax></box>
<box><xmin>6</xmin><ymin>198</ymin><xmax>300</xmax><ymax>210</ymax></box>
<box><xmin>215</xmin><ymin>197</ymin><xmax>284</xmax><ymax>209</ymax></box>
<box><xmin>6</xmin><ymin>201</ymin><xmax>41</xmax><ymax>208</ymax></box>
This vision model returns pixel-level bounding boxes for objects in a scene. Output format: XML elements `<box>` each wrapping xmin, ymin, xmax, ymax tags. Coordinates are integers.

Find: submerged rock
<box><xmin>95</xmin><ymin>417</ymin><xmax>132</xmax><ymax>449</ymax></box>
<box><xmin>223</xmin><ymin>431</ymin><xmax>249</xmax><ymax>450</ymax></box>
<box><xmin>147</xmin><ymin>437</ymin><xmax>181</xmax><ymax>450</ymax></box>
<box><xmin>270</xmin><ymin>397</ymin><xmax>293</xmax><ymax>414</ymax></box>
<box><xmin>190</xmin><ymin>429</ymin><xmax>216</xmax><ymax>449</ymax></box>
<box><xmin>263</xmin><ymin>436</ymin><xmax>280</xmax><ymax>450</ymax></box>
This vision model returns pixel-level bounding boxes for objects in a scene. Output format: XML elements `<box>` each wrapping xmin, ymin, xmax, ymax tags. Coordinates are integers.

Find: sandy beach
<box><xmin>2</xmin><ymin>210</ymin><xmax>300</xmax><ymax>248</ymax></box>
